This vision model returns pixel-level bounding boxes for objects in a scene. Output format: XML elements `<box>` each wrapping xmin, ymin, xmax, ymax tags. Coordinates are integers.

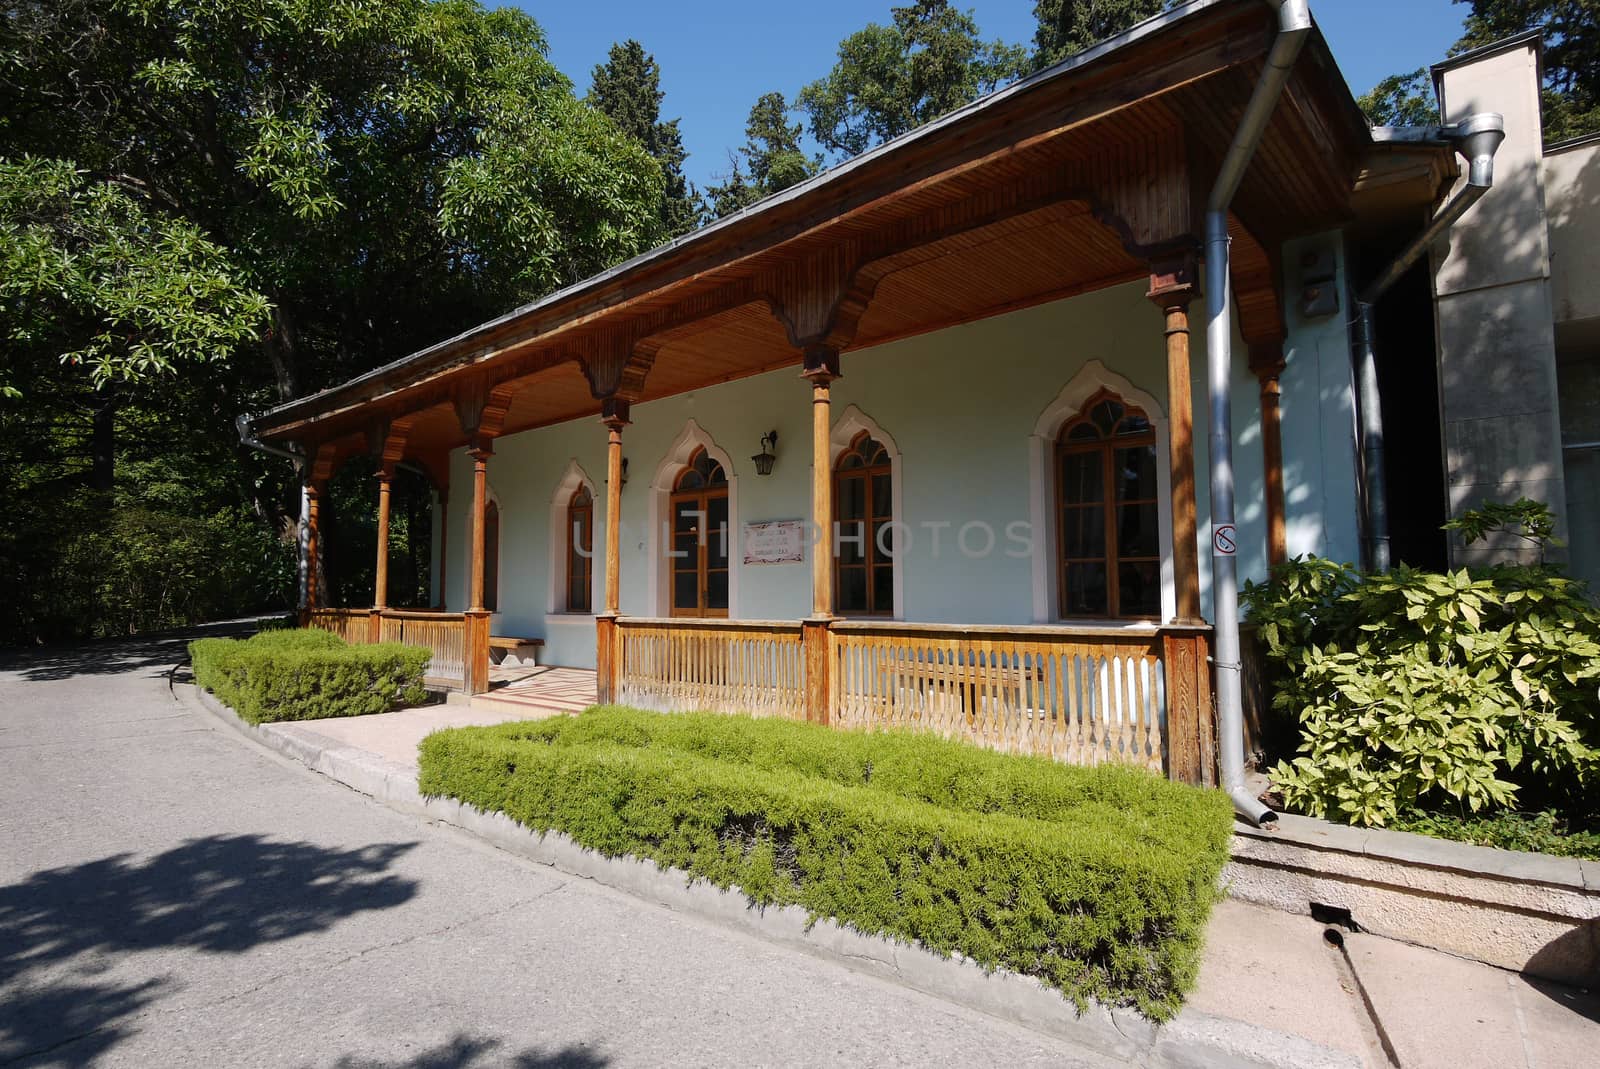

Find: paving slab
<box><xmin>269</xmin><ymin>703</ymin><xmax>546</xmax><ymax>768</ymax></box>
<box><xmin>1343</xmin><ymin>929</ymin><xmax>1600</xmax><ymax>1069</ymax></box>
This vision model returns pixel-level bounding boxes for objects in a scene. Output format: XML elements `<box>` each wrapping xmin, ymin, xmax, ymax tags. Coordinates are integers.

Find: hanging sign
<box><xmin>1212</xmin><ymin>524</ymin><xmax>1238</xmax><ymax>556</ymax></box>
<box><xmin>743</xmin><ymin>520</ymin><xmax>805</xmax><ymax>565</ymax></box>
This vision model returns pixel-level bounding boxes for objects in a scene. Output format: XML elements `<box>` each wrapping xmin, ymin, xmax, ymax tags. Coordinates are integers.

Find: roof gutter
<box><xmin>1353</xmin><ymin>114</ymin><xmax>1505</xmax><ymax>572</ymax></box>
<box><xmin>1206</xmin><ymin>0</ymin><xmax>1312</xmax><ymax>826</ymax></box>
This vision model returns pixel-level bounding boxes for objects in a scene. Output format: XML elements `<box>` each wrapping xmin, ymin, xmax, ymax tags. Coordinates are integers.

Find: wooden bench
<box><xmin>488</xmin><ymin>635</ymin><xmax>544</xmax><ymax>667</ymax></box>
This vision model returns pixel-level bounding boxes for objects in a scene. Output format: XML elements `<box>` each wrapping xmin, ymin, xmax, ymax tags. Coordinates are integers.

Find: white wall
<box><xmin>441</xmin><ymin>278</ymin><xmax>1357</xmax><ymax>667</ymax></box>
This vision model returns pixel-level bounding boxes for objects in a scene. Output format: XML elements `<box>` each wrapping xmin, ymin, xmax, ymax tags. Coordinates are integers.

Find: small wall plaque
<box><xmin>742</xmin><ymin>520</ymin><xmax>805</xmax><ymax>565</ymax></box>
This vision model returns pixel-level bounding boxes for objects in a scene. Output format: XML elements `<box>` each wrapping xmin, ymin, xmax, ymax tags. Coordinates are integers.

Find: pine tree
<box><xmin>704</xmin><ymin>93</ymin><xmax>822</xmax><ymax>219</ymax></box>
<box><xmin>589</xmin><ymin>40</ymin><xmax>702</xmax><ymax>238</ymax></box>
<box><xmin>1032</xmin><ymin>0</ymin><xmax>1168</xmax><ymax>70</ymax></box>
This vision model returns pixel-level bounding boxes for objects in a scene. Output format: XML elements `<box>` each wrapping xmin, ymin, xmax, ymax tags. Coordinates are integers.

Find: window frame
<box><xmin>565</xmin><ymin>485</ymin><xmax>593</xmax><ymax>614</ymax></box>
<box><xmin>832</xmin><ymin>430</ymin><xmax>895</xmax><ymax>617</ymax></box>
<box><xmin>668</xmin><ymin>448</ymin><xmax>730</xmax><ymax>618</ymax></box>
<box><xmin>1054</xmin><ymin>390</ymin><xmax>1161</xmax><ymax>621</ymax></box>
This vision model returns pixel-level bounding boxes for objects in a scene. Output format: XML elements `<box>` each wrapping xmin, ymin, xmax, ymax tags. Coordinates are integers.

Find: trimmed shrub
<box><xmin>419</xmin><ymin>707</ymin><xmax>1233</xmax><ymax>1020</ymax></box>
<box><xmin>190</xmin><ymin>628</ymin><xmax>429</xmax><ymax>724</ymax></box>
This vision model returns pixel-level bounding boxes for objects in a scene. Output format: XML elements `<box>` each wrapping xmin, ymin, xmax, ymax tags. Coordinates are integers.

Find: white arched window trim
<box><xmin>546</xmin><ymin>459</ymin><xmax>597</xmax><ymax>616</ymax></box>
<box><xmin>829</xmin><ymin>405</ymin><xmax>905</xmax><ymax>620</ymax></box>
<box><xmin>1027</xmin><ymin>360</ymin><xmax>1176</xmax><ymax>624</ymax></box>
<box><xmin>648</xmin><ymin>420</ymin><xmax>739</xmax><ymax>618</ymax></box>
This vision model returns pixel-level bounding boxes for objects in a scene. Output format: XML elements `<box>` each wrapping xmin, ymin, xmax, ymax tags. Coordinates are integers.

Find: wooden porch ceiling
<box><xmin>255</xmin><ymin>0</ymin><xmax>1447</xmax><ymax>478</ymax></box>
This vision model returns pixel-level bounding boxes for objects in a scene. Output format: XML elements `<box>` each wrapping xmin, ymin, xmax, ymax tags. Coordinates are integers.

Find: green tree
<box><xmin>1358</xmin><ymin>69</ymin><xmax>1442</xmax><ymax>126</ymax></box>
<box><xmin>704</xmin><ymin>93</ymin><xmax>821</xmax><ymax>219</ymax></box>
<box><xmin>1451</xmin><ymin>0</ymin><xmax>1599</xmax><ymax>141</ymax></box>
<box><xmin>798</xmin><ymin>1</ymin><xmax>1028</xmax><ymax>158</ymax></box>
<box><xmin>0</xmin><ymin>0</ymin><xmax>665</xmax><ymax>643</ymax></box>
<box><xmin>1032</xmin><ymin>0</ymin><xmax>1168</xmax><ymax>70</ymax></box>
<box><xmin>589</xmin><ymin>40</ymin><xmax>702</xmax><ymax>238</ymax></box>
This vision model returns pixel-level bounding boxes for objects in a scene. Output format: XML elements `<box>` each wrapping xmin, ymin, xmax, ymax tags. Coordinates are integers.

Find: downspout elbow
<box><xmin>235</xmin><ymin>412</ymin><xmax>303</xmax><ymax>463</ymax></box>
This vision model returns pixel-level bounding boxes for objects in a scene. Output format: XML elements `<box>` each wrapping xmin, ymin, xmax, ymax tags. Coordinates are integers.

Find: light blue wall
<box><xmin>440</xmin><ymin>278</ymin><xmax>1358</xmax><ymax>667</ymax></box>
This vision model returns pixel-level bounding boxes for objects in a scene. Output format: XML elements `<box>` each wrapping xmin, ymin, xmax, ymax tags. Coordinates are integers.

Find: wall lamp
<box><xmin>752</xmin><ymin>431</ymin><xmax>778</xmax><ymax>476</ymax></box>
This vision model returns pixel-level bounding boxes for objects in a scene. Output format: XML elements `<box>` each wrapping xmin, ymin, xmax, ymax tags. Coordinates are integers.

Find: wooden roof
<box><xmin>250</xmin><ymin>0</ymin><xmax>1452</xmax><ymax>480</ymax></box>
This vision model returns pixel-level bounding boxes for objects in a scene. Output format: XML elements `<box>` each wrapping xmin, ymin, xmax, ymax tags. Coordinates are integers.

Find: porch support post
<box><xmin>374</xmin><ymin>466</ymin><xmax>393</xmax><ymax>611</ymax></box>
<box><xmin>1250</xmin><ymin>340</ymin><xmax>1289</xmax><ymax>566</ymax></box>
<box><xmin>596</xmin><ymin>398</ymin><xmax>630</xmax><ymax>705</ymax></box>
<box><xmin>303</xmin><ymin>481</ymin><xmax>323</xmax><ymax>620</ymax></box>
<box><xmin>802</xmin><ymin>345</ymin><xmax>840</xmax><ymax>724</ymax></box>
<box><xmin>1162</xmin><ymin>629</ymin><xmax>1217</xmax><ymax>786</ymax></box>
<box><xmin>463</xmin><ymin>441</ymin><xmax>492</xmax><ymax>694</ymax></box>
<box><xmin>1148</xmin><ymin>256</ymin><xmax>1204</xmax><ymax>625</ymax></box>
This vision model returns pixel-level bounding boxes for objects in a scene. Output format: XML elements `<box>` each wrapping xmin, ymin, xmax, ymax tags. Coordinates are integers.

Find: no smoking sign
<box><xmin>1212</xmin><ymin>524</ymin><xmax>1237</xmax><ymax>556</ymax></box>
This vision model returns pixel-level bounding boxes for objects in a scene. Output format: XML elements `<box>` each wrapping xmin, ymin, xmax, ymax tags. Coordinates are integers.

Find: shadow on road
<box><xmin>328</xmin><ymin>1035</ymin><xmax>609</xmax><ymax>1068</ymax></box>
<box><xmin>0</xmin><ymin>617</ymin><xmax>280</xmax><ymax>683</ymax></box>
<box><xmin>0</xmin><ymin>834</ymin><xmax>420</xmax><ymax>1066</ymax></box>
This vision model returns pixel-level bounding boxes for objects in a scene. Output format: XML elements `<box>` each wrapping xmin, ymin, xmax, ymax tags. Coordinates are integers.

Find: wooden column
<box><xmin>1162</xmin><ymin>629</ymin><xmax>1217</xmax><ymax>786</ymax></box>
<box><xmin>1251</xmin><ymin>341</ymin><xmax>1289</xmax><ymax>567</ymax></box>
<box><xmin>468</xmin><ymin>445</ymin><xmax>491</xmax><ymax>612</ymax></box>
<box><xmin>804</xmin><ymin>345</ymin><xmax>840</xmax><ymax>620</ymax></box>
<box><xmin>463</xmin><ymin>442</ymin><xmax>493</xmax><ymax>694</ymax></box>
<box><xmin>374</xmin><ymin>466</ymin><xmax>393</xmax><ymax>611</ymax></box>
<box><xmin>596</xmin><ymin>399</ymin><xmax>630</xmax><ymax>704</ymax></box>
<box><xmin>304</xmin><ymin>483</ymin><xmax>323</xmax><ymax>617</ymax></box>
<box><xmin>802</xmin><ymin>345</ymin><xmax>840</xmax><ymax>724</ymax></box>
<box><xmin>1148</xmin><ymin>257</ymin><xmax>1203</xmax><ymax>625</ymax></box>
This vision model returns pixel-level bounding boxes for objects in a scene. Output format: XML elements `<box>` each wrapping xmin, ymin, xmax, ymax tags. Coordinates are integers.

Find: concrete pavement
<box><xmin>0</xmin><ymin>630</ymin><xmax>1120</xmax><ymax>1068</ymax></box>
<box><xmin>5</xmin><ymin>630</ymin><xmax>1598</xmax><ymax>1068</ymax></box>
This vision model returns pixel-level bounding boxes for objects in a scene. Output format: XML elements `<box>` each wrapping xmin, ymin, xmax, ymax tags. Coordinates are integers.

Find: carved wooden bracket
<box><xmin>365</xmin><ymin>415</ymin><xmax>416</xmax><ymax>476</ymax></box>
<box><xmin>453</xmin><ymin>375</ymin><xmax>516</xmax><ymax>448</ymax></box>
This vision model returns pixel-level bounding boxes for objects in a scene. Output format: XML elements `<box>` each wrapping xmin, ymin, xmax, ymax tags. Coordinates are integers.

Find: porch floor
<box><xmin>474</xmin><ymin>665</ymin><xmax>599</xmax><ymax>716</ymax></box>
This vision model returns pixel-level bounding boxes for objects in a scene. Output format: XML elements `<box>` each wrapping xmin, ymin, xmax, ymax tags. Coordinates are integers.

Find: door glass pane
<box><xmin>1065</xmin><ymin>562</ymin><xmax>1108</xmax><ymax>616</ymax></box>
<box><xmin>1116</xmin><ymin>445</ymin><xmax>1157</xmax><ymax>500</ymax></box>
<box><xmin>839</xmin><ymin>520</ymin><xmax>866</xmax><ymax>564</ymax></box>
<box><xmin>1062</xmin><ymin>506</ymin><xmax>1105</xmax><ymax>558</ymax></box>
<box><xmin>673</xmin><ymin>500</ymin><xmax>698</xmax><ymax>533</ymax></box>
<box><xmin>872</xmin><ymin>564</ymin><xmax>893</xmax><ymax>614</ymax></box>
<box><xmin>1116</xmin><ymin>502</ymin><xmax>1159</xmax><ymax>558</ymax></box>
<box><xmin>707</xmin><ymin>569</ymin><xmax>729</xmax><ymax>610</ymax></box>
<box><xmin>840</xmin><ymin>475</ymin><xmax>866</xmax><ymax>520</ymax></box>
<box><xmin>870</xmin><ymin>474</ymin><xmax>892</xmax><ymax>518</ymax></box>
<box><xmin>706</xmin><ymin>495</ymin><xmax>729</xmax><ymax>565</ymax></box>
<box><xmin>1059</xmin><ymin>450</ymin><xmax>1103</xmax><ymax>501</ymax></box>
<box><xmin>673</xmin><ymin>571</ymin><xmax>698</xmax><ymax>611</ymax></box>
<box><xmin>1118</xmin><ymin>562</ymin><xmax>1160</xmax><ymax>617</ymax></box>
<box><xmin>839</xmin><ymin>567</ymin><xmax>867</xmax><ymax>612</ymax></box>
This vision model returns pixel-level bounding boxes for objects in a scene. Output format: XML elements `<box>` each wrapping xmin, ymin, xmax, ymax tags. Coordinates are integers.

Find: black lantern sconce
<box><xmin>752</xmin><ymin>430</ymin><xmax>778</xmax><ymax>476</ymax></box>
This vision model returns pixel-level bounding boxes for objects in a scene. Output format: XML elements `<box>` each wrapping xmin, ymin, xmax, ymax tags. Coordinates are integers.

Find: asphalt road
<box><xmin>0</xmin><ymin>630</ymin><xmax>1114</xmax><ymax>1068</ymax></box>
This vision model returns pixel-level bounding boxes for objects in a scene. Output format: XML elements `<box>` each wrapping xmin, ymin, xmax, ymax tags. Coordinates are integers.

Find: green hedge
<box><xmin>419</xmin><ymin>706</ymin><xmax>1233</xmax><ymax>1019</ymax></box>
<box><xmin>190</xmin><ymin>628</ymin><xmax>430</xmax><ymax>724</ymax></box>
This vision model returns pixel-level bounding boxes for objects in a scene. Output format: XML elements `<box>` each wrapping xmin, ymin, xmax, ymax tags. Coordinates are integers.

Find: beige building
<box><xmin>1412</xmin><ymin>33</ymin><xmax>1599</xmax><ymax>585</ymax></box>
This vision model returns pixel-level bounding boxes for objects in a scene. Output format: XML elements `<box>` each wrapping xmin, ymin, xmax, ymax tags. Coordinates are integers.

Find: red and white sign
<box><xmin>1212</xmin><ymin>524</ymin><xmax>1237</xmax><ymax>556</ymax></box>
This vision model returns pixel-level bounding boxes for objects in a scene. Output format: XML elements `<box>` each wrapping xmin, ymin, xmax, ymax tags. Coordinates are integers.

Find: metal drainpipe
<box><xmin>1355</xmin><ymin>113</ymin><xmax>1506</xmax><ymax>573</ymax></box>
<box><xmin>1206</xmin><ymin>0</ymin><xmax>1312</xmax><ymax>825</ymax></box>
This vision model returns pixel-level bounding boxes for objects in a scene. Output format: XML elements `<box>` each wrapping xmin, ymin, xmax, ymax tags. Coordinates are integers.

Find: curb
<box><xmin>178</xmin><ymin>684</ymin><xmax>1359</xmax><ymax>1069</ymax></box>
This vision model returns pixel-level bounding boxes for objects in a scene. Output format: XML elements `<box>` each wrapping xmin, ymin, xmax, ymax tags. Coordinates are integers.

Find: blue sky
<box><xmin>520</xmin><ymin>1</ymin><xmax>1468</xmax><ymax>191</ymax></box>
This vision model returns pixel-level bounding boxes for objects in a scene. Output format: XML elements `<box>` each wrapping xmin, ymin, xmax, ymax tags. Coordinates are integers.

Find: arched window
<box><xmin>834</xmin><ymin>432</ymin><xmax>894</xmax><ymax>615</ymax></box>
<box><xmin>483</xmin><ymin>500</ymin><xmax>501</xmax><ymax>613</ymax></box>
<box><xmin>669</xmin><ymin>448</ymin><xmax>729</xmax><ymax>617</ymax></box>
<box><xmin>1056</xmin><ymin>391</ymin><xmax>1159</xmax><ymax>619</ymax></box>
<box><xmin>566</xmin><ymin>486</ymin><xmax>593</xmax><ymax>613</ymax></box>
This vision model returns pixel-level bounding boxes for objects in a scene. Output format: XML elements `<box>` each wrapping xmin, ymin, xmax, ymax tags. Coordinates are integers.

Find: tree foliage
<box><xmin>797</xmin><ymin>1</ymin><xmax>1028</xmax><ymax>158</ymax></box>
<box><xmin>589</xmin><ymin>39</ymin><xmax>701</xmax><ymax>239</ymax></box>
<box><xmin>704</xmin><ymin>93</ymin><xmax>822</xmax><ymax>219</ymax></box>
<box><xmin>0</xmin><ymin>0</ymin><xmax>664</xmax><ymax>644</ymax></box>
<box><xmin>1032</xmin><ymin>0</ymin><xmax>1168</xmax><ymax>70</ymax></box>
<box><xmin>1359</xmin><ymin>1</ymin><xmax>1599</xmax><ymax>141</ymax></box>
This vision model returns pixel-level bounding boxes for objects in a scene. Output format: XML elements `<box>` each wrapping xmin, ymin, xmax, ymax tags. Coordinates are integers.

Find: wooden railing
<box><xmin>303</xmin><ymin>606</ymin><xmax>490</xmax><ymax>694</ymax></box>
<box><xmin>598</xmin><ymin>616</ymin><xmax>1215</xmax><ymax>783</ymax></box>
<box><xmin>615</xmin><ymin>618</ymin><xmax>806</xmax><ymax>718</ymax></box>
<box><xmin>830</xmin><ymin>623</ymin><xmax>1168</xmax><ymax>771</ymax></box>
<box><xmin>305</xmin><ymin>607</ymin><xmax>371</xmax><ymax>645</ymax></box>
<box><xmin>379</xmin><ymin>610</ymin><xmax>467</xmax><ymax>686</ymax></box>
